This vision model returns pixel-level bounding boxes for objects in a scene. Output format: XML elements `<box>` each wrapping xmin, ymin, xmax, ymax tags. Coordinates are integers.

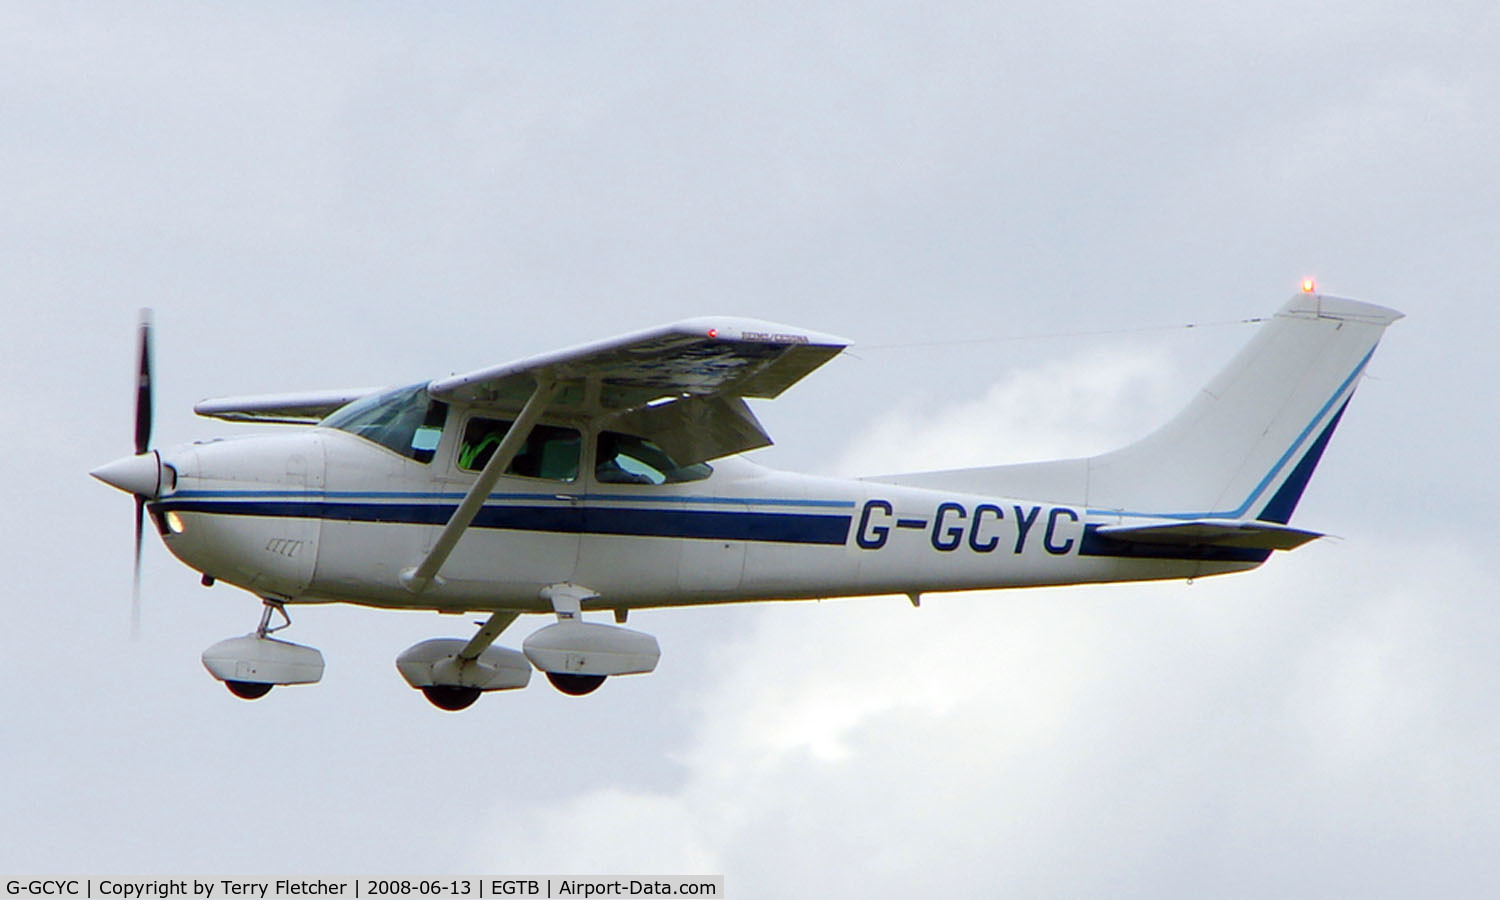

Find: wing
<box><xmin>1095</xmin><ymin>518</ymin><xmax>1324</xmax><ymax>551</ymax></box>
<box><xmin>194</xmin><ymin>387</ymin><xmax>385</xmax><ymax>425</ymax></box>
<box><xmin>428</xmin><ymin>317</ymin><xmax>848</xmax><ymax>463</ymax></box>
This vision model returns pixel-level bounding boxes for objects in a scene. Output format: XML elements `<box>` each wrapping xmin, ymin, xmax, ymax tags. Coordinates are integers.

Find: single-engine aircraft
<box><xmin>92</xmin><ymin>286</ymin><xmax>1401</xmax><ymax>710</ymax></box>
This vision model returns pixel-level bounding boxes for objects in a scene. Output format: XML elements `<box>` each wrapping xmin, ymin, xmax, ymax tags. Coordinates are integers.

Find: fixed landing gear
<box><xmin>227</xmin><ymin>601</ymin><xmax>288</xmax><ymax>700</ymax></box>
<box><xmin>201</xmin><ymin>599</ymin><xmax>325</xmax><ymax>700</ymax></box>
<box><xmin>396</xmin><ymin>612</ymin><xmax>533</xmax><ymax>711</ymax></box>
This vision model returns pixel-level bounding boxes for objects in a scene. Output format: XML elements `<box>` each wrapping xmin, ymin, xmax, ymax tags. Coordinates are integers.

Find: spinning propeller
<box><xmin>90</xmin><ymin>309</ymin><xmax>165</xmax><ymax>636</ymax></box>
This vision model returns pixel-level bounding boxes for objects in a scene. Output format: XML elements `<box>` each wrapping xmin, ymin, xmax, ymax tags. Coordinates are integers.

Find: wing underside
<box><xmin>427</xmin><ymin>317</ymin><xmax>847</xmax><ymax>463</ymax></box>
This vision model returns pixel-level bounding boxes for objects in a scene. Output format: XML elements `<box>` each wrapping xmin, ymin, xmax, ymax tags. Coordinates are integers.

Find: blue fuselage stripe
<box><xmin>155</xmin><ymin>499</ymin><xmax>854</xmax><ymax>546</ymax></box>
<box><xmin>167</xmin><ymin>489</ymin><xmax>855</xmax><ymax>509</ymax></box>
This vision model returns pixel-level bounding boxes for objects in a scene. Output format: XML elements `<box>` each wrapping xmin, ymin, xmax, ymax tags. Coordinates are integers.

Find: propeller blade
<box><xmin>134</xmin><ymin>309</ymin><xmax>153</xmax><ymax>456</ymax></box>
<box><xmin>131</xmin><ymin>309</ymin><xmax>154</xmax><ymax>638</ymax></box>
<box><xmin>132</xmin><ymin>496</ymin><xmax>144</xmax><ymax>639</ymax></box>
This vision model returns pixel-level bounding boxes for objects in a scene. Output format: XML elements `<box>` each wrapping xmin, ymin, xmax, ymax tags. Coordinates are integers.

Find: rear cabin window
<box><xmin>458</xmin><ymin>417</ymin><xmax>581</xmax><ymax>482</ymax></box>
<box><xmin>595</xmin><ymin>431</ymin><xmax>712</xmax><ymax>485</ymax></box>
<box><xmin>320</xmin><ymin>384</ymin><xmax>448</xmax><ymax>464</ymax></box>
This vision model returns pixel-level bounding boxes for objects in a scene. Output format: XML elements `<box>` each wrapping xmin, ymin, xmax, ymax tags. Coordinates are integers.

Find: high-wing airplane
<box><xmin>92</xmin><ymin>286</ymin><xmax>1401</xmax><ymax>710</ymax></box>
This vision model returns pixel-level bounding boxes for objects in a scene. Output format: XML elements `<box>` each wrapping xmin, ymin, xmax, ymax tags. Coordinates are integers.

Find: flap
<box><xmin>1095</xmin><ymin>518</ymin><xmax>1325</xmax><ymax>551</ymax></box>
<box><xmin>607</xmin><ymin>394</ymin><xmax>772</xmax><ymax>465</ymax></box>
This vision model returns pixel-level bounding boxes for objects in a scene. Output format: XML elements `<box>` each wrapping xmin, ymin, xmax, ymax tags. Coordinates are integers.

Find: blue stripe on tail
<box><xmin>1256</xmin><ymin>398</ymin><xmax>1351</xmax><ymax>524</ymax></box>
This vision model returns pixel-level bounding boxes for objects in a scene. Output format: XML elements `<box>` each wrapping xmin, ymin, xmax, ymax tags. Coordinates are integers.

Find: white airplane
<box><xmin>92</xmin><ymin>286</ymin><xmax>1401</xmax><ymax>710</ymax></box>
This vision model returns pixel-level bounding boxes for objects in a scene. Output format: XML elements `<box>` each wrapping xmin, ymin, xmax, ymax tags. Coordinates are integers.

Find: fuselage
<box><xmin>149</xmin><ymin>420</ymin><xmax>1261</xmax><ymax>616</ymax></box>
<box><xmin>93</xmin><ymin>294</ymin><xmax>1401</xmax><ymax>708</ymax></box>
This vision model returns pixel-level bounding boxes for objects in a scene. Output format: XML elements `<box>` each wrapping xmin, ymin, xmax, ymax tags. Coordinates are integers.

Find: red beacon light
<box><xmin>706</xmin><ymin>328</ymin><xmax>718</xmax><ymax>339</ymax></box>
<box><xmin>1300</xmin><ymin>278</ymin><xmax>1317</xmax><ymax>294</ymax></box>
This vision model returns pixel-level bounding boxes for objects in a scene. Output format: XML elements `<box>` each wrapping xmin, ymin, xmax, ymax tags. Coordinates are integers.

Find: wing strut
<box><xmin>457</xmin><ymin>611</ymin><xmax>520</xmax><ymax>662</ymax></box>
<box><xmin>400</xmin><ymin>377</ymin><xmax>561</xmax><ymax>594</ymax></box>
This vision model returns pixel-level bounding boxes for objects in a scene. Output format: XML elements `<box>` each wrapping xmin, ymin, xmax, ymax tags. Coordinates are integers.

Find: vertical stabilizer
<box><xmin>1083</xmin><ymin>292</ymin><xmax>1401</xmax><ymax>519</ymax></box>
<box><xmin>868</xmin><ymin>292</ymin><xmax>1402</xmax><ymax>524</ymax></box>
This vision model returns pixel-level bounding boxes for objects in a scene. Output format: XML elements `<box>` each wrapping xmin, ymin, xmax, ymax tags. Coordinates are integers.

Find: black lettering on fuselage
<box><xmin>1012</xmin><ymin>505</ymin><xmax>1041</xmax><ymax>553</ymax></box>
<box><xmin>857</xmin><ymin>499</ymin><xmax>892</xmax><ymax>549</ymax></box>
<box><xmin>931</xmin><ymin>502</ymin><xmax>967</xmax><ymax>551</ymax></box>
<box><xmin>1043</xmin><ymin>507</ymin><xmax>1079</xmax><ymax>555</ymax></box>
<box><xmin>968</xmin><ymin>503</ymin><xmax>1004</xmax><ymax>552</ymax></box>
<box><xmin>852</xmin><ymin>498</ymin><xmax>1079</xmax><ymax>557</ymax></box>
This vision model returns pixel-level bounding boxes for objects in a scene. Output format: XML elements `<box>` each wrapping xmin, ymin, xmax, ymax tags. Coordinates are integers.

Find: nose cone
<box><xmin>91</xmin><ymin>451</ymin><xmax>162</xmax><ymax>498</ymax></box>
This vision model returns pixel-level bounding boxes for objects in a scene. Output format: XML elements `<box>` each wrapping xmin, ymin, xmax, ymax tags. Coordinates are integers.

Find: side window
<box><xmin>458</xmin><ymin>417</ymin><xmax>580</xmax><ymax>482</ymax></box>
<box><xmin>595</xmin><ymin>431</ymin><xmax>713</xmax><ymax>485</ymax></box>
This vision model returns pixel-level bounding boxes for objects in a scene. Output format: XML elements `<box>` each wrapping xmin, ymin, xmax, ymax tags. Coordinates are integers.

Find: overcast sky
<box><xmin>4</xmin><ymin>2</ymin><xmax>1497</xmax><ymax>896</ymax></box>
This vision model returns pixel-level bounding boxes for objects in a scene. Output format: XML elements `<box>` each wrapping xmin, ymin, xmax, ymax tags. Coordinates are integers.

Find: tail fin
<box><xmin>871</xmin><ymin>292</ymin><xmax>1403</xmax><ymax>522</ymax></box>
<box><xmin>1086</xmin><ymin>292</ymin><xmax>1401</xmax><ymax>520</ymax></box>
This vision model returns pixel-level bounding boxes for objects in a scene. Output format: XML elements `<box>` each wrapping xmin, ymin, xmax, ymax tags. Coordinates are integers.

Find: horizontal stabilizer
<box><xmin>1095</xmin><ymin>519</ymin><xmax>1324</xmax><ymax>551</ymax></box>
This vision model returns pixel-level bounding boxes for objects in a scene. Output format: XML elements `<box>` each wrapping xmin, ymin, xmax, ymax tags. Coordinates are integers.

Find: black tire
<box><xmin>422</xmin><ymin>685</ymin><xmax>481</xmax><ymax>711</ymax></box>
<box><xmin>546</xmin><ymin>672</ymin><xmax>606</xmax><ymax>696</ymax></box>
<box><xmin>225</xmin><ymin>680</ymin><xmax>273</xmax><ymax>700</ymax></box>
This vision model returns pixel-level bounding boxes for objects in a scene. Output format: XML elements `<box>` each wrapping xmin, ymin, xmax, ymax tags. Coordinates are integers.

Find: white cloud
<box><xmin>475</xmin><ymin>538</ymin><xmax>1499</xmax><ymax>897</ymax></box>
<box><xmin>831</xmin><ymin>344</ymin><xmax>1181</xmax><ymax>478</ymax></box>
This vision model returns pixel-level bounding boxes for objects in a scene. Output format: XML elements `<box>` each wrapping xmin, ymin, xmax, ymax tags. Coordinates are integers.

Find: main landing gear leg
<box><xmin>539</xmin><ymin>585</ymin><xmax>606</xmax><ymax>696</ymax></box>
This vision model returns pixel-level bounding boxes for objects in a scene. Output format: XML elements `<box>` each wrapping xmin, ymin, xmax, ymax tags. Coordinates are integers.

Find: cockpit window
<box><xmin>320</xmin><ymin>383</ymin><xmax>449</xmax><ymax>464</ymax></box>
<box><xmin>595</xmin><ymin>431</ymin><xmax>712</xmax><ymax>485</ymax></box>
<box><xmin>458</xmin><ymin>417</ymin><xmax>580</xmax><ymax>481</ymax></box>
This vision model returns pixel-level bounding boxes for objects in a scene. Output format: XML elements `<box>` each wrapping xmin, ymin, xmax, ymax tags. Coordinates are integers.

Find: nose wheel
<box><xmin>224</xmin><ymin>601</ymin><xmax>290</xmax><ymax>699</ymax></box>
<box><xmin>202</xmin><ymin>599</ymin><xmax>325</xmax><ymax>699</ymax></box>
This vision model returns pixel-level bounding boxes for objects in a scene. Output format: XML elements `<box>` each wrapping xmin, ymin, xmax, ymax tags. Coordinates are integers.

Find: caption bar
<box><xmin>4</xmin><ymin>881</ymin><xmax>723</xmax><ymax>900</ymax></box>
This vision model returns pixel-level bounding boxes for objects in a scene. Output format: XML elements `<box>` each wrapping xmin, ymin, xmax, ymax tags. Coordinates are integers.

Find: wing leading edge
<box><xmin>194</xmin><ymin>387</ymin><xmax>386</xmax><ymax>425</ymax></box>
<box><xmin>194</xmin><ymin>317</ymin><xmax>848</xmax><ymax>464</ymax></box>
